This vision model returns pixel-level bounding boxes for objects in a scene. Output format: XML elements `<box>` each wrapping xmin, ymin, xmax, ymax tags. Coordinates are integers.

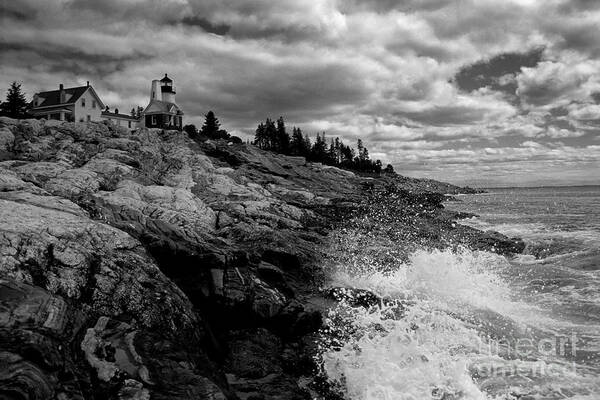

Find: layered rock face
<box><xmin>0</xmin><ymin>118</ymin><xmax>522</xmax><ymax>399</ymax></box>
<box><xmin>0</xmin><ymin>118</ymin><xmax>362</xmax><ymax>399</ymax></box>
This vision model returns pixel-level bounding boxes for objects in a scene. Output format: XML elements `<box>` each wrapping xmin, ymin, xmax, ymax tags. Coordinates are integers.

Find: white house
<box><xmin>30</xmin><ymin>82</ymin><xmax>104</xmax><ymax>122</ymax></box>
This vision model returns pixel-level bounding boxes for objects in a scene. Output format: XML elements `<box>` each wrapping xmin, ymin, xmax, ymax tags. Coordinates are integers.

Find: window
<box><xmin>128</xmin><ymin>121</ymin><xmax>131</xmax><ymax>128</ymax></box>
<box><xmin>82</xmin><ymin>98</ymin><xmax>86</xmax><ymax>107</ymax></box>
<box><xmin>87</xmin><ymin>115</ymin><xmax>91</xmax><ymax>121</ymax></box>
<box><xmin>151</xmin><ymin>115</ymin><xmax>156</xmax><ymax>125</ymax></box>
<box><xmin>92</xmin><ymin>100</ymin><xmax>96</xmax><ymax>109</ymax></box>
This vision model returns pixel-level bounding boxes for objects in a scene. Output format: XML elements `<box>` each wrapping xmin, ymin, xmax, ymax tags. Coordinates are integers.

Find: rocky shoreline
<box><xmin>0</xmin><ymin>118</ymin><xmax>524</xmax><ymax>399</ymax></box>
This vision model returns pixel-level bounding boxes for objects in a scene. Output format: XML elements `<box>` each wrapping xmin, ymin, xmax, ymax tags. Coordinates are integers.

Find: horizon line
<box><xmin>479</xmin><ymin>184</ymin><xmax>600</xmax><ymax>190</ymax></box>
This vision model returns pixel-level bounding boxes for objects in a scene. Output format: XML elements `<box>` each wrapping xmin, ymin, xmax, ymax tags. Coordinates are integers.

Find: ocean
<box><xmin>319</xmin><ymin>186</ymin><xmax>600</xmax><ymax>399</ymax></box>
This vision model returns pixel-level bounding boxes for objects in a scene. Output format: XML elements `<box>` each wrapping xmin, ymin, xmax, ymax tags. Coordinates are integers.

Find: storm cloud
<box><xmin>1</xmin><ymin>0</ymin><xmax>599</xmax><ymax>186</ymax></box>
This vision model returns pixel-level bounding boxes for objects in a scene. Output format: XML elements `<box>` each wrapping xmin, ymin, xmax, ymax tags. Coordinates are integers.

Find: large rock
<box><xmin>470</xmin><ymin>229</ymin><xmax>526</xmax><ymax>255</ymax></box>
<box><xmin>0</xmin><ymin>279</ymin><xmax>86</xmax><ymax>399</ymax></box>
<box><xmin>0</xmin><ymin>194</ymin><xmax>226</xmax><ymax>398</ymax></box>
<box><xmin>0</xmin><ymin>198</ymin><xmax>193</xmax><ymax>326</ymax></box>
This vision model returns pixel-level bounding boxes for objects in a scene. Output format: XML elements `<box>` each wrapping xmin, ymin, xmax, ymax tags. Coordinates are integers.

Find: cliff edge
<box><xmin>0</xmin><ymin>118</ymin><xmax>523</xmax><ymax>399</ymax></box>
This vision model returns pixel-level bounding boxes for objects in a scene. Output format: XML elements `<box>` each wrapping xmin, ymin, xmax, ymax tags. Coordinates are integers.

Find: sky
<box><xmin>1</xmin><ymin>0</ymin><xmax>599</xmax><ymax>187</ymax></box>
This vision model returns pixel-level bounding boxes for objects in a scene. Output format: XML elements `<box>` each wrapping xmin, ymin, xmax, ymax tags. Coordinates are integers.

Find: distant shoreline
<box><xmin>481</xmin><ymin>184</ymin><xmax>600</xmax><ymax>190</ymax></box>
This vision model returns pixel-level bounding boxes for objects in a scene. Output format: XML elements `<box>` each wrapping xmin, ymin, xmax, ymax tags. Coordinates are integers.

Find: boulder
<box><xmin>0</xmin><ymin>124</ymin><xmax>15</xmax><ymax>153</ymax></box>
<box><xmin>0</xmin><ymin>167</ymin><xmax>48</xmax><ymax>194</ymax></box>
<box><xmin>472</xmin><ymin>230</ymin><xmax>526</xmax><ymax>255</ymax></box>
<box><xmin>0</xmin><ymin>279</ymin><xmax>86</xmax><ymax>399</ymax></box>
<box><xmin>0</xmin><ymin>198</ymin><xmax>196</xmax><ymax>328</ymax></box>
<box><xmin>0</xmin><ymin>195</ymin><xmax>227</xmax><ymax>398</ymax></box>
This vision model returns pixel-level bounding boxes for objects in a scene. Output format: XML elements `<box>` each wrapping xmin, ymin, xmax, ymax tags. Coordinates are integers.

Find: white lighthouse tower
<box><xmin>150</xmin><ymin>79</ymin><xmax>160</xmax><ymax>101</ymax></box>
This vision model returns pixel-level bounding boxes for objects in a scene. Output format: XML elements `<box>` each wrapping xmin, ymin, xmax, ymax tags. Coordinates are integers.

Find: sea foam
<box><xmin>318</xmin><ymin>247</ymin><xmax>600</xmax><ymax>399</ymax></box>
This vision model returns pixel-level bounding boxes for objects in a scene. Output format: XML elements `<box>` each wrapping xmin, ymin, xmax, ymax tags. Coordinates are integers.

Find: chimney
<box><xmin>86</xmin><ymin>81</ymin><xmax>90</xmax><ymax>87</ymax></box>
<box><xmin>59</xmin><ymin>84</ymin><xmax>66</xmax><ymax>103</ymax></box>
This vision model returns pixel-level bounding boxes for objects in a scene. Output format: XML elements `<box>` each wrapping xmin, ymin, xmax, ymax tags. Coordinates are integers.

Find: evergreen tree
<box><xmin>384</xmin><ymin>164</ymin><xmax>395</xmax><ymax>174</ymax></box>
<box><xmin>359</xmin><ymin>139</ymin><xmax>371</xmax><ymax>163</ymax></box>
<box><xmin>361</xmin><ymin>147</ymin><xmax>369</xmax><ymax>162</ymax></box>
<box><xmin>340</xmin><ymin>144</ymin><xmax>354</xmax><ymax>166</ymax></box>
<box><xmin>276</xmin><ymin>116</ymin><xmax>290</xmax><ymax>154</ymax></box>
<box><xmin>0</xmin><ymin>82</ymin><xmax>28</xmax><ymax>119</ymax></box>
<box><xmin>265</xmin><ymin>118</ymin><xmax>277</xmax><ymax>150</ymax></box>
<box><xmin>327</xmin><ymin>139</ymin><xmax>336</xmax><ymax>165</ymax></box>
<box><xmin>310</xmin><ymin>132</ymin><xmax>328</xmax><ymax>162</ymax></box>
<box><xmin>303</xmin><ymin>134</ymin><xmax>312</xmax><ymax>156</ymax></box>
<box><xmin>374</xmin><ymin>159</ymin><xmax>383</xmax><ymax>174</ymax></box>
<box><xmin>357</xmin><ymin>139</ymin><xmax>364</xmax><ymax>159</ymax></box>
<box><xmin>200</xmin><ymin>111</ymin><xmax>221</xmax><ymax>138</ymax></box>
<box><xmin>254</xmin><ymin>122</ymin><xmax>267</xmax><ymax>149</ymax></box>
<box><xmin>290</xmin><ymin>127</ymin><xmax>305</xmax><ymax>156</ymax></box>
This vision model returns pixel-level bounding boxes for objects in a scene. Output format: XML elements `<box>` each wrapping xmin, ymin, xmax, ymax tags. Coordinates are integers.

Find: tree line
<box><xmin>253</xmin><ymin>116</ymin><xmax>394</xmax><ymax>174</ymax></box>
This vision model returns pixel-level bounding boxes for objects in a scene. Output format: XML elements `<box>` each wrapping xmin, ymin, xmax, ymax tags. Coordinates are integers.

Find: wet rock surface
<box><xmin>0</xmin><ymin>117</ymin><xmax>522</xmax><ymax>399</ymax></box>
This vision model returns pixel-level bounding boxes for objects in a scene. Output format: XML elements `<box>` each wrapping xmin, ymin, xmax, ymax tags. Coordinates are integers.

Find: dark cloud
<box><xmin>556</xmin><ymin>0</ymin><xmax>600</xmax><ymax>14</ymax></box>
<box><xmin>183</xmin><ymin>0</ymin><xmax>345</xmax><ymax>42</ymax></box>
<box><xmin>339</xmin><ymin>0</ymin><xmax>455</xmax><ymax>13</ymax></box>
<box><xmin>180</xmin><ymin>16</ymin><xmax>230</xmax><ymax>35</ymax></box>
<box><xmin>0</xmin><ymin>4</ymin><xmax>37</xmax><ymax>22</ymax></box>
<box><xmin>542</xmin><ymin>17</ymin><xmax>600</xmax><ymax>56</ymax></box>
<box><xmin>0</xmin><ymin>43</ymin><xmax>151</xmax><ymax>78</ymax></box>
<box><xmin>64</xmin><ymin>0</ymin><xmax>189</xmax><ymax>25</ymax></box>
<box><xmin>454</xmin><ymin>48</ymin><xmax>544</xmax><ymax>93</ymax></box>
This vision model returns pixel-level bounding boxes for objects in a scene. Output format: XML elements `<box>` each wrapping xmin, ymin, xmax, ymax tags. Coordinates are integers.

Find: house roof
<box><xmin>143</xmin><ymin>99</ymin><xmax>183</xmax><ymax>115</ymax></box>
<box><xmin>32</xmin><ymin>85</ymin><xmax>104</xmax><ymax>109</ymax></box>
<box><xmin>101</xmin><ymin>111</ymin><xmax>139</xmax><ymax>121</ymax></box>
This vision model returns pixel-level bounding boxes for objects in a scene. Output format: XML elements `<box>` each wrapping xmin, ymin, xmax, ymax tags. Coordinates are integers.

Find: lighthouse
<box><xmin>160</xmin><ymin>74</ymin><xmax>176</xmax><ymax>103</ymax></box>
<box><xmin>142</xmin><ymin>73</ymin><xmax>184</xmax><ymax>130</ymax></box>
